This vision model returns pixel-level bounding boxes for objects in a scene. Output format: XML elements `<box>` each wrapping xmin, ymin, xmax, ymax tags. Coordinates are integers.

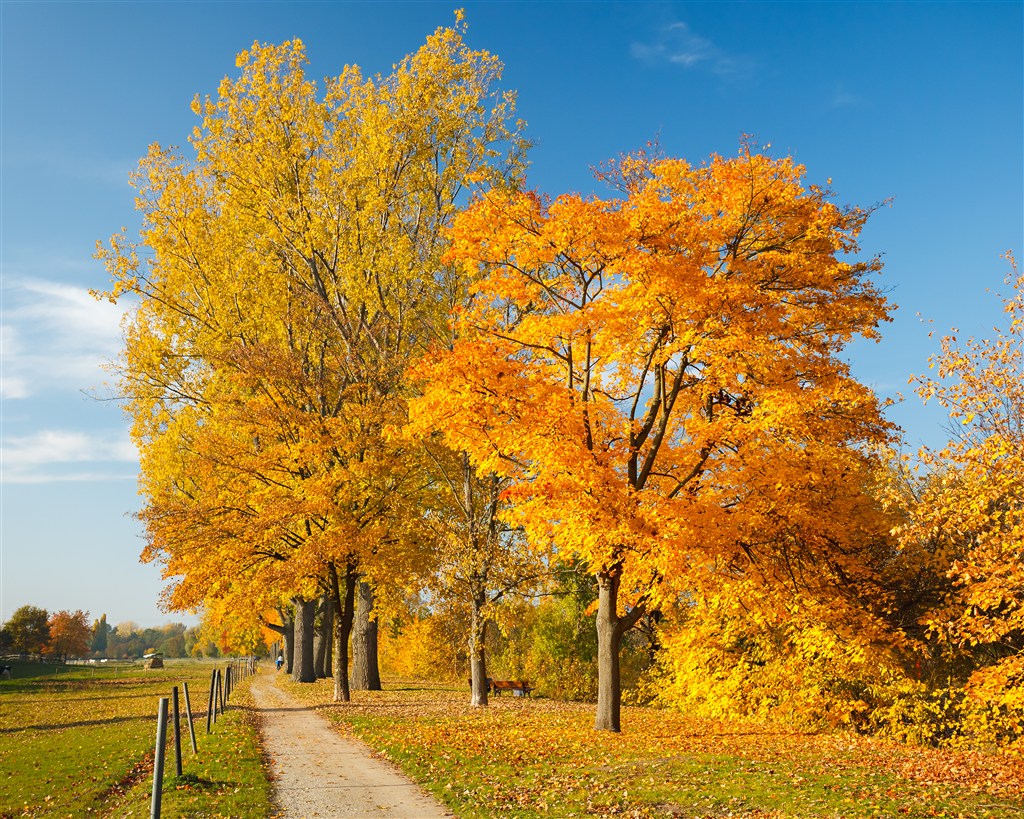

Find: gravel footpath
<box><xmin>250</xmin><ymin>671</ymin><xmax>454</xmax><ymax>818</ymax></box>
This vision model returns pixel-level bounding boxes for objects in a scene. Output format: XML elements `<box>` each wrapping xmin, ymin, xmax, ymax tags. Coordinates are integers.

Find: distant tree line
<box><xmin>0</xmin><ymin>606</ymin><xmax>230</xmax><ymax>660</ymax></box>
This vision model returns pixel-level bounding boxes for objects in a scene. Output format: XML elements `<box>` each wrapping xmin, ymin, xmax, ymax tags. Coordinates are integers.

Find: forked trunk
<box><xmin>329</xmin><ymin>561</ymin><xmax>357</xmax><ymax>702</ymax></box>
<box><xmin>291</xmin><ymin>596</ymin><xmax>316</xmax><ymax>683</ymax></box>
<box><xmin>351</xmin><ymin>581</ymin><xmax>381</xmax><ymax>691</ymax></box>
<box><xmin>468</xmin><ymin>585</ymin><xmax>489</xmax><ymax>707</ymax></box>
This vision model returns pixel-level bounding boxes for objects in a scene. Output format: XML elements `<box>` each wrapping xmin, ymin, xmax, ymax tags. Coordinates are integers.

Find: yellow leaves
<box><xmin>97</xmin><ymin>19</ymin><xmax>528</xmax><ymax>629</ymax></box>
<box><xmin>897</xmin><ymin>256</ymin><xmax>1024</xmax><ymax>716</ymax></box>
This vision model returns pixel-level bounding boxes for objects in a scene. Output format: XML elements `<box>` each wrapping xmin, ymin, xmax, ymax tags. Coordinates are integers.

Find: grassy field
<box><xmin>0</xmin><ymin>659</ymin><xmax>271</xmax><ymax>818</ymax></box>
<box><xmin>282</xmin><ymin>676</ymin><xmax>1024</xmax><ymax>819</ymax></box>
<box><xmin>5</xmin><ymin>660</ymin><xmax>1023</xmax><ymax>818</ymax></box>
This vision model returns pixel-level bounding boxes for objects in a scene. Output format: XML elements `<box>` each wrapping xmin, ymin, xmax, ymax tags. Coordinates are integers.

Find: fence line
<box><xmin>148</xmin><ymin>657</ymin><xmax>259</xmax><ymax>818</ymax></box>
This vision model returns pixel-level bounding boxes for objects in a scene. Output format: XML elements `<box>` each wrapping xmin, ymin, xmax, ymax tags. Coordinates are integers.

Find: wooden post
<box><xmin>171</xmin><ymin>686</ymin><xmax>183</xmax><ymax>778</ymax></box>
<box><xmin>225</xmin><ymin>665</ymin><xmax>232</xmax><ymax>704</ymax></box>
<box><xmin>150</xmin><ymin>697</ymin><xmax>168</xmax><ymax>819</ymax></box>
<box><xmin>206</xmin><ymin>669</ymin><xmax>216</xmax><ymax>732</ymax></box>
<box><xmin>214</xmin><ymin>669</ymin><xmax>221</xmax><ymax>722</ymax></box>
<box><xmin>182</xmin><ymin>681</ymin><xmax>198</xmax><ymax>754</ymax></box>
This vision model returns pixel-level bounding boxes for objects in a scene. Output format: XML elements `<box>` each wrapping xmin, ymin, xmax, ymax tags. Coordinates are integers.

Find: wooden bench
<box><xmin>490</xmin><ymin>679</ymin><xmax>532</xmax><ymax>697</ymax></box>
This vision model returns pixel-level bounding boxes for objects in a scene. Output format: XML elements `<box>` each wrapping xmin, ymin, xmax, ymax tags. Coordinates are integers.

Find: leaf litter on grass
<box><xmin>281</xmin><ymin>676</ymin><xmax>1024</xmax><ymax>818</ymax></box>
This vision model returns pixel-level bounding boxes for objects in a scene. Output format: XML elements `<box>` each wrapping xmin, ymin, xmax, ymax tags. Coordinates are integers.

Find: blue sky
<box><xmin>1</xmin><ymin>1</ymin><xmax>1021</xmax><ymax>628</ymax></box>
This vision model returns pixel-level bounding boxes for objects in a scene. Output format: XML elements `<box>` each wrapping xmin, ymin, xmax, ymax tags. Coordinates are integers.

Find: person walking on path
<box><xmin>249</xmin><ymin>670</ymin><xmax>453</xmax><ymax>818</ymax></box>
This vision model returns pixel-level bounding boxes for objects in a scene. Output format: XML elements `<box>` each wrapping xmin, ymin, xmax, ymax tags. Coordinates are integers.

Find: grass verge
<box><xmin>0</xmin><ymin>659</ymin><xmax>271</xmax><ymax>818</ymax></box>
<box><xmin>281</xmin><ymin>675</ymin><xmax>1024</xmax><ymax>819</ymax></box>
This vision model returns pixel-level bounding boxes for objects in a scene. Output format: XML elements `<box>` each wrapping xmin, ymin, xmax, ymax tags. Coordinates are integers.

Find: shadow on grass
<box><xmin>6</xmin><ymin>691</ymin><xmax>163</xmax><ymax>704</ymax></box>
<box><xmin>167</xmin><ymin>773</ymin><xmax>239</xmax><ymax>792</ymax></box>
<box><xmin>0</xmin><ymin>713</ymin><xmax>152</xmax><ymax>734</ymax></box>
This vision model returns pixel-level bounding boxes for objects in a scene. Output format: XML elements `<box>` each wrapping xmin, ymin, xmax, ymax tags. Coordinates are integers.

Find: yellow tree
<box><xmin>98</xmin><ymin>17</ymin><xmax>525</xmax><ymax>701</ymax></box>
<box><xmin>413</xmin><ymin>146</ymin><xmax>894</xmax><ymax>731</ymax></box>
<box><xmin>411</xmin><ymin>440</ymin><xmax>547</xmax><ymax>706</ymax></box>
<box><xmin>907</xmin><ymin>255</ymin><xmax>1024</xmax><ymax>714</ymax></box>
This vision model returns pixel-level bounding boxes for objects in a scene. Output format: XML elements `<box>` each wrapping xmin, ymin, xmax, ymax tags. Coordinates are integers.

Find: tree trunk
<box><xmin>593</xmin><ymin>567</ymin><xmax>648</xmax><ymax>732</ymax></box>
<box><xmin>313</xmin><ymin>596</ymin><xmax>332</xmax><ymax>679</ymax></box>
<box><xmin>324</xmin><ymin>603</ymin><xmax>333</xmax><ymax>677</ymax></box>
<box><xmin>283</xmin><ymin>617</ymin><xmax>294</xmax><ymax>674</ymax></box>
<box><xmin>291</xmin><ymin>596</ymin><xmax>316</xmax><ymax>683</ymax></box>
<box><xmin>464</xmin><ymin>452</ymin><xmax>491</xmax><ymax>707</ymax></box>
<box><xmin>468</xmin><ymin>583</ymin><xmax>489</xmax><ymax>707</ymax></box>
<box><xmin>351</xmin><ymin>582</ymin><xmax>381</xmax><ymax>691</ymax></box>
<box><xmin>267</xmin><ymin>606</ymin><xmax>295</xmax><ymax>674</ymax></box>
<box><xmin>329</xmin><ymin>561</ymin><xmax>357</xmax><ymax>702</ymax></box>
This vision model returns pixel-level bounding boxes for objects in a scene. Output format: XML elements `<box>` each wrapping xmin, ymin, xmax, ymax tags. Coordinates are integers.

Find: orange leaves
<box><xmin>423</xmin><ymin>146</ymin><xmax>894</xmax><ymax>605</ymax></box>
<box><xmin>47</xmin><ymin>610</ymin><xmax>92</xmax><ymax>658</ymax></box>
<box><xmin>413</xmin><ymin>144</ymin><xmax>899</xmax><ymax>729</ymax></box>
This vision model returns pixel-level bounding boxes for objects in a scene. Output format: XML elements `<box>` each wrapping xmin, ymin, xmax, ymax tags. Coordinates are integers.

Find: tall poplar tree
<box><xmin>98</xmin><ymin>16</ymin><xmax>526</xmax><ymax>701</ymax></box>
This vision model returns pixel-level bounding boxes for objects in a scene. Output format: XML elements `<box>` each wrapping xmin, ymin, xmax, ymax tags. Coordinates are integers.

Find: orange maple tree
<box><xmin>47</xmin><ymin>610</ymin><xmax>91</xmax><ymax>661</ymax></box>
<box><xmin>412</xmin><ymin>145</ymin><xmax>894</xmax><ymax>731</ymax></box>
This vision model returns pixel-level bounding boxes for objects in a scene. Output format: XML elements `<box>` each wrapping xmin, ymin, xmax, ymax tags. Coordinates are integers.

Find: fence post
<box><xmin>150</xmin><ymin>697</ymin><xmax>168</xmax><ymax>819</ymax></box>
<box><xmin>206</xmin><ymin>669</ymin><xmax>216</xmax><ymax>732</ymax></box>
<box><xmin>171</xmin><ymin>686</ymin><xmax>183</xmax><ymax>778</ymax></box>
<box><xmin>214</xmin><ymin>669</ymin><xmax>221</xmax><ymax>723</ymax></box>
<box><xmin>182</xmin><ymin>681</ymin><xmax>198</xmax><ymax>754</ymax></box>
<box><xmin>225</xmin><ymin>665</ymin><xmax>232</xmax><ymax>704</ymax></box>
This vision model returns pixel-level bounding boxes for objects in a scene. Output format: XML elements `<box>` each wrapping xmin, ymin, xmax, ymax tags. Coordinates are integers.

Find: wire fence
<box><xmin>149</xmin><ymin>657</ymin><xmax>259</xmax><ymax>818</ymax></box>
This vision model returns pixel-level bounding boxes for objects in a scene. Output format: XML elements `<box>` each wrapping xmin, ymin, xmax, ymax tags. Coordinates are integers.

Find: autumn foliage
<box><xmin>96</xmin><ymin>12</ymin><xmax>1022</xmax><ymax>751</ymax></box>
<box><xmin>412</xmin><ymin>147</ymin><xmax>894</xmax><ymax>729</ymax></box>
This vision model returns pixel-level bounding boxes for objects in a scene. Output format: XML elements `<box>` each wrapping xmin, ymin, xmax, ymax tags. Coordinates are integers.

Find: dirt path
<box><xmin>250</xmin><ymin>671</ymin><xmax>454</xmax><ymax>818</ymax></box>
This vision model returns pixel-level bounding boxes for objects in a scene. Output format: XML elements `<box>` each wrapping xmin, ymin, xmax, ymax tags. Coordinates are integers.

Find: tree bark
<box><xmin>265</xmin><ymin>606</ymin><xmax>294</xmax><ymax>674</ymax></box>
<box><xmin>324</xmin><ymin>603</ymin><xmax>333</xmax><ymax>678</ymax></box>
<box><xmin>291</xmin><ymin>596</ymin><xmax>316</xmax><ymax>683</ymax></box>
<box><xmin>351</xmin><ymin>581</ymin><xmax>381</xmax><ymax>691</ymax></box>
<box><xmin>465</xmin><ymin>452</ymin><xmax>491</xmax><ymax>707</ymax></box>
<box><xmin>594</xmin><ymin>572</ymin><xmax>623</xmax><ymax>732</ymax></box>
<box><xmin>329</xmin><ymin>560</ymin><xmax>357</xmax><ymax>702</ymax></box>
<box><xmin>593</xmin><ymin>567</ymin><xmax>647</xmax><ymax>732</ymax></box>
<box><xmin>468</xmin><ymin>582</ymin><xmax>489</xmax><ymax>707</ymax></box>
<box><xmin>313</xmin><ymin>596</ymin><xmax>332</xmax><ymax>679</ymax></box>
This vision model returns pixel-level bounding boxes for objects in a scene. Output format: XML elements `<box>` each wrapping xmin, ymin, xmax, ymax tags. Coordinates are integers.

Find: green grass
<box><xmin>0</xmin><ymin>659</ymin><xmax>271</xmax><ymax>818</ymax></box>
<box><xmin>283</xmin><ymin>676</ymin><xmax>1024</xmax><ymax>819</ymax></box>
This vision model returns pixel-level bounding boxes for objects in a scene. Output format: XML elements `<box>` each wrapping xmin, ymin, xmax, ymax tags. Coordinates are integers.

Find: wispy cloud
<box><xmin>1</xmin><ymin>276</ymin><xmax>133</xmax><ymax>400</ymax></box>
<box><xmin>631</xmin><ymin>21</ymin><xmax>753</xmax><ymax>81</ymax></box>
<box><xmin>828</xmin><ymin>86</ymin><xmax>866</xmax><ymax>110</ymax></box>
<box><xmin>0</xmin><ymin>428</ymin><xmax>138</xmax><ymax>484</ymax></box>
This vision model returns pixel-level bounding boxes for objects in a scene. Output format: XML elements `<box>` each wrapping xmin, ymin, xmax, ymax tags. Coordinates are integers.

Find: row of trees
<box><xmin>0</xmin><ymin>606</ymin><xmax>90</xmax><ymax>660</ymax></box>
<box><xmin>0</xmin><ymin>607</ymin><xmax>234</xmax><ymax>660</ymax></box>
<box><xmin>96</xmin><ymin>15</ymin><xmax>1021</xmax><ymax>743</ymax></box>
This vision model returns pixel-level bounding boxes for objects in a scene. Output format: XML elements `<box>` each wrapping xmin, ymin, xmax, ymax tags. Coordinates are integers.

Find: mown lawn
<box><xmin>282</xmin><ymin>675</ymin><xmax>1024</xmax><ymax>819</ymax></box>
<box><xmin>0</xmin><ymin>659</ymin><xmax>271</xmax><ymax>818</ymax></box>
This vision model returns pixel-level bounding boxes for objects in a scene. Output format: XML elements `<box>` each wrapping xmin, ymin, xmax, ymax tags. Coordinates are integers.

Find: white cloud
<box><xmin>0</xmin><ymin>429</ymin><xmax>138</xmax><ymax>484</ymax></box>
<box><xmin>0</xmin><ymin>376</ymin><xmax>30</xmax><ymax>400</ymax></box>
<box><xmin>829</xmin><ymin>87</ymin><xmax>865</xmax><ymax>110</ymax></box>
<box><xmin>631</xmin><ymin>21</ymin><xmax>752</xmax><ymax>81</ymax></box>
<box><xmin>1</xmin><ymin>276</ymin><xmax>133</xmax><ymax>400</ymax></box>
